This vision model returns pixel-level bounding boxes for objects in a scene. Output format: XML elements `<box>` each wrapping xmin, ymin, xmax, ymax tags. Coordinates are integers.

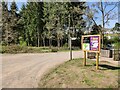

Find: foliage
<box><xmin>63</xmin><ymin>43</ymin><xmax>68</xmax><ymax>47</ymax></box>
<box><xmin>2</xmin><ymin>45</ymin><xmax>24</xmax><ymax>53</ymax></box>
<box><xmin>112</xmin><ymin>23</ymin><xmax>120</xmax><ymax>33</ymax></box>
<box><xmin>91</xmin><ymin>24</ymin><xmax>101</xmax><ymax>35</ymax></box>
<box><xmin>2</xmin><ymin>1</ymin><xmax>19</xmax><ymax>45</ymax></box>
<box><xmin>114</xmin><ymin>42</ymin><xmax>120</xmax><ymax>49</ymax></box>
<box><xmin>51</xmin><ymin>47</ymin><xmax>58</xmax><ymax>52</ymax></box>
<box><xmin>113</xmin><ymin>43</ymin><xmax>120</xmax><ymax>61</ymax></box>
<box><xmin>43</xmin><ymin>2</ymin><xmax>86</xmax><ymax>48</ymax></box>
<box><xmin>112</xmin><ymin>36</ymin><xmax>120</xmax><ymax>43</ymax></box>
<box><xmin>1</xmin><ymin>45</ymin><xmax>51</xmax><ymax>54</ymax></box>
<box><xmin>19</xmin><ymin>37</ymin><xmax>27</xmax><ymax>47</ymax></box>
<box><xmin>2</xmin><ymin>1</ymin><xmax>86</xmax><ymax>49</ymax></box>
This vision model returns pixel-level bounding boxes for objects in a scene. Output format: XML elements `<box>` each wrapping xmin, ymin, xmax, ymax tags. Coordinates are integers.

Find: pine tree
<box><xmin>0</xmin><ymin>2</ymin><xmax>2</xmax><ymax>44</ymax></box>
<box><xmin>19</xmin><ymin>2</ymin><xmax>44</xmax><ymax>46</ymax></box>
<box><xmin>69</xmin><ymin>1</ymin><xmax>86</xmax><ymax>37</ymax></box>
<box><xmin>43</xmin><ymin>2</ymin><xmax>55</xmax><ymax>48</ymax></box>
<box><xmin>17</xmin><ymin>4</ymin><xmax>27</xmax><ymax>45</ymax></box>
<box><xmin>10</xmin><ymin>1</ymin><xmax>19</xmax><ymax>44</ymax></box>
<box><xmin>2</xmin><ymin>2</ymin><xmax>9</xmax><ymax>45</ymax></box>
<box><xmin>37</xmin><ymin>2</ymin><xmax>44</xmax><ymax>47</ymax></box>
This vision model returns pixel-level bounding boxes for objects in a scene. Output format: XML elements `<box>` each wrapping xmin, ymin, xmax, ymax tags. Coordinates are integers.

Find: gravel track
<box><xmin>2</xmin><ymin>51</ymin><xmax>82</xmax><ymax>88</ymax></box>
<box><xmin>2</xmin><ymin>51</ymin><xmax>118</xmax><ymax>88</ymax></box>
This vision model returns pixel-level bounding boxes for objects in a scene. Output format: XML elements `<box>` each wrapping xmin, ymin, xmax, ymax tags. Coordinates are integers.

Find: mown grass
<box><xmin>38</xmin><ymin>58</ymin><xmax>120</xmax><ymax>88</ymax></box>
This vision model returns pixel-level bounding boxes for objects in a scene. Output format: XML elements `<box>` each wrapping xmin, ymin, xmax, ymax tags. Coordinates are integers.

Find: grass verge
<box><xmin>38</xmin><ymin>58</ymin><xmax>120</xmax><ymax>88</ymax></box>
<box><xmin>1</xmin><ymin>45</ymin><xmax>80</xmax><ymax>54</ymax></box>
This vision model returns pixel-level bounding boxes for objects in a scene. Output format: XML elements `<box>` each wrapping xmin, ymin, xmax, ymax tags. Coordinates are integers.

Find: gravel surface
<box><xmin>2</xmin><ymin>51</ymin><xmax>83</xmax><ymax>88</ymax></box>
<box><xmin>2</xmin><ymin>51</ymin><xmax>119</xmax><ymax>88</ymax></box>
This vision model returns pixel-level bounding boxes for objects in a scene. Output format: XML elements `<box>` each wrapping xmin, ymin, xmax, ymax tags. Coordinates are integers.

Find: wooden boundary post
<box><xmin>70</xmin><ymin>37</ymin><xmax>72</xmax><ymax>60</ymax></box>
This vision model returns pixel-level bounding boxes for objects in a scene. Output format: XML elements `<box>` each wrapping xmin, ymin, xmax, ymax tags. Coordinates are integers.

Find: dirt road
<box><xmin>2</xmin><ymin>51</ymin><xmax>83</xmax><ymax>88</ymax></box>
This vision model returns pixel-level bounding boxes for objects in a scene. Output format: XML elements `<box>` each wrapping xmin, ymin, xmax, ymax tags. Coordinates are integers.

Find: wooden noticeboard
<box><xmin>81</xmin><ymin>35</ymin><xmax>101</xmax><ymax>70</ymax></box>
<box><xmin>82</xmin><ymin>35</ymin><xmax>101</xmax><ymax>53</ymax></box>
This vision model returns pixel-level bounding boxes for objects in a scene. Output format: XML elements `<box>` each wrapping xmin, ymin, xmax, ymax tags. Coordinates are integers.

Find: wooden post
<box><xmin>70</xmin><ymin>37</ymin><xmax>72</xmax><ymax>60</ymax></box>
<box><xmin>96</xmin><ymin>52</ymin><xmax>99</xmax><ymax>70</ymax></box>
<box><xmin>84</xmin><ymin>51</ymin><xmax>86</xmax><ymax>66</ymax></box>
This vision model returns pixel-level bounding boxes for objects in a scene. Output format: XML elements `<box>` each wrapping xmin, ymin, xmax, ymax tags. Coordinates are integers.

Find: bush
<box><xmin>59</xmin><ymin>47</ymin><xmax>69</xmax><ymax>51</ymax></box>
<box><xmin>19</xmin><ymin>37</ymin><xmax>27</xmax><ymax>47</ymax></box>
<box><xmin>51</xmin><ymin>47</ymin><xmax>58</xmax><ymax>52</ymax></box>
<box><xmin>63</xmin><ymin>43</ymin><xmax>68</xmax><ymax>47</ymax></box>
<box><xmin>1</xmin><ymin>46</ymin><xmax>32</xmax><ymax>53</ymax></box>
<box><xmin>72</xmin><ymin>47</ymin><xmax>80</xmax><ymax>50</ymax></box>
<box><xmin>113</xmin><ymin>42</ymin><xmax>120</xmax><ymax>61</ymax></box>
<box><xmin>114</xmin><ymin>42</ymin><xmax>120</xmax><ymax>49</ymax></box>
<box><xmin>2</xmin><ymin>45</ymin><xmax>23</xmax><ymax>54</ymax></box>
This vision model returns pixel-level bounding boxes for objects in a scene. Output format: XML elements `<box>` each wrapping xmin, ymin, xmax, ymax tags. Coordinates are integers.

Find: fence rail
<box><xmin>101</xmin><ymin>49</ymin><xmax>113</xmax><ymax>58</ymax></box>
<box><xmin>88</xmin><ymin>49</ymin><xmax>120</xmax><ymax>61</ymax></box>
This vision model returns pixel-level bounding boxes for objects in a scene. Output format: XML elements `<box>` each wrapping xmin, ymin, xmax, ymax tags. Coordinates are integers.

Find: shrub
<box><xmin>72</xmin><ymin>47</ymin><xmax>80</xmax><ymax>50</ymax></box>
<box><xmin>63</xmin><ymin>43</ymin><xmax>68</xmax><ymax>47</ymax></box>
<box><xmin>113</xmin><ymin>42</ymin><xmax>120</xmax><ymax>61</ymax></box>
<box><xmin>19</xmin><ymin>37</ymin><xmax>27</xmax><ymax>47</ymax></box>
<box><xmin>59</xmin><ymin>47</ymin><xmax>69</xmax><ymax>51</ymax></box>
<box><xmin>2</xmin><ymin>45</ymin><xmax>23</xmax><ymax>54</ymax></box>
<box><xmin>51</xmin><ymin>47</ymin><xmax>58</xmax><ymax>52</ymax></box>
<box><xmin>1</xmin><ymin>45</ymin><xmax>52</xmax><ymax>54</ymax></box>
<box><xmin>114</xmin><ymin>42</ymin><xmax>120</xmax><ymax>49</ymax></box>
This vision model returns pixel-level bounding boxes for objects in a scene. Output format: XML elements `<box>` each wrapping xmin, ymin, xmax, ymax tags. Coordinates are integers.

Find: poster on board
<box><xmin>82</xmin><ymin>35</ymin><xmax>100</xmax><ymax>52</ymax></box>
<box><xmin>82</xmin><ymin>37</ymin><xmax>90</xmax><ymax>50</ymax></box>
<box><xmin>90</xmin><ymin>36</ymin><xmax>99</xmax><ymax>51</ymax></box>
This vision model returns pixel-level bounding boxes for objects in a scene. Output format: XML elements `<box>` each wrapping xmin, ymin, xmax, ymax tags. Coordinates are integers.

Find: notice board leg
<box><xmin>96</xmin><ymin>52</ymin><xmax>99</xmax><ymax>70</ymax></box>
<box><xmin>84</xmin><ymin>51</ymin><xmax>86</xmax><ymax>66</ymax></box>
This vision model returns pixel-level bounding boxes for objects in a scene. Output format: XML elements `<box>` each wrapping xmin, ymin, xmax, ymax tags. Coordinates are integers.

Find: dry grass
<box><xmin>38</xmin><ymin>58</ymin><xmax>120</xmax><ymax>88</ymax></box>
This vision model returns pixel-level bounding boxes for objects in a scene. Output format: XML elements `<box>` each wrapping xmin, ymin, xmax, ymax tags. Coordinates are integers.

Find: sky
<box><xmin>7</xmin><ymin>0</ymin><xmax>119</xmax><ymax>29</ymax></box>
<box><xmin>87</xmin><ymin>2</ymin><xmax>118</xmax><ymax>28</ymax></box>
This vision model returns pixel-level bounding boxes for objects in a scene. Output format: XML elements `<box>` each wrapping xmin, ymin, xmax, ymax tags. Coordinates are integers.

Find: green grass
<box><xmin>38</xmin><ymin>58</ymin><xmax>120</xmax><ymax>88</ymax></box>
<box><xmin>1</xmin><ymin>46</ymin><xmax>51</xmax><ymax>54</ymax></box>
<box><xmin>1</xmin><ymin>45</ymin><xmax>80</xmax><ymax>54</ymax></box>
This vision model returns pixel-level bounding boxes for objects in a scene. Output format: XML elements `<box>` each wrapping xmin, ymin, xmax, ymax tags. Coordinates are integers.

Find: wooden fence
<box><xmin>88</xmin><ymin>49</ymin><xmax>120</xmax><ymax>61</ymax></box>
<box><xmin>113</xmin><ymin>49</ymin><xmax>120</xmax><ymax>61</ymax></box>
<box><xmin>101</xmin><ymin>49</ymin><xmax>113</xmax><ymax>58</ymax></box>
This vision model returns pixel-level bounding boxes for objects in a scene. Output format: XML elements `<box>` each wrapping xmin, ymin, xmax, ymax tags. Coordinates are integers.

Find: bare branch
<box><xmin>103</xmin><ymin>2</ymin><xmax>109</xmax><ymax>11</ymax></box>
<box><xmin>104</xmin><ymin>2</ymin><xmax>118</xmax><ymax>17</ymax></box>
<box><xmin>91</xmin><ymin>18</ymin><xmax>97</xmax><ymax>26</ymax></box>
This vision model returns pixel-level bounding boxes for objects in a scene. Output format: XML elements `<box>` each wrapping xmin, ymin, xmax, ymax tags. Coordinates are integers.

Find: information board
<box><xmin>82</xmin><ymin>35</ymin><xmax>100</xmax><ymax>52</ymax></box>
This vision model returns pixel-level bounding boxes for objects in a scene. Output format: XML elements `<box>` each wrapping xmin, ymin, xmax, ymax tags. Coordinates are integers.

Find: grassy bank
<box><xmin>39</xmin><ymin>58</ymin><xmax>120</xmax><ymax>88</ymax></box>
<box><xmin>1</xmin><ymin>46</ymin><xmax>51</xmax><ymax>54</ymax></box>
<box><xmin>0</xmin><ymin>45</ymin><xmax>80</xmax><ymax>54</ymax></box>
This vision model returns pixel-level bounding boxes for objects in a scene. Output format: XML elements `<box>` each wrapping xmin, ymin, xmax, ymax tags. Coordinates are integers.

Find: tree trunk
<box><xmin>49</xmin><ymin>38</ymin><xmax>52</xmax><ymax>49</ymax></box>
<box><xmin>43</xmin><ymin>38</ymin><xmax>45</xmax><ymax>47</ymax></box>
<box><xmin>57</xmin><ymin>38</ymin><xmax>60</xmax><ymax>48</ymax></box>
<box><xmin>101</xmin><ymin>1</ymin><xmax>105</xmax><ymax>48</ymax></box>
<box><xmin>60</xmin><ymin>39</ymin><xmax>62</xmax><ymax>47</ymax></box>
<box><xmin>68</xmin><ymin>14</ymin><xmax>71</xmax><ymax>48</ymax></box>
<box><xmin>38</xmin><ymin>35</ymin><xmax>39</xmax><ymax>47</ymax></box>
<box><xmin>37</xmin><ymin>27</ymin><xmax>40</xmax><ymax>47</ymax></box>
<box><xmin>101</xmin><ymin>33</ymin><xmax>104</xmax><ymax>48</ymax></box>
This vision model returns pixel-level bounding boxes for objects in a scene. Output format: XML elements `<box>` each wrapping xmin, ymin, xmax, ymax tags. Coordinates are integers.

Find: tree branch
<box><xmin>104</xmin><ymin>3</ymin><xmax>118</xmax><ymax>17</ymax></box>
